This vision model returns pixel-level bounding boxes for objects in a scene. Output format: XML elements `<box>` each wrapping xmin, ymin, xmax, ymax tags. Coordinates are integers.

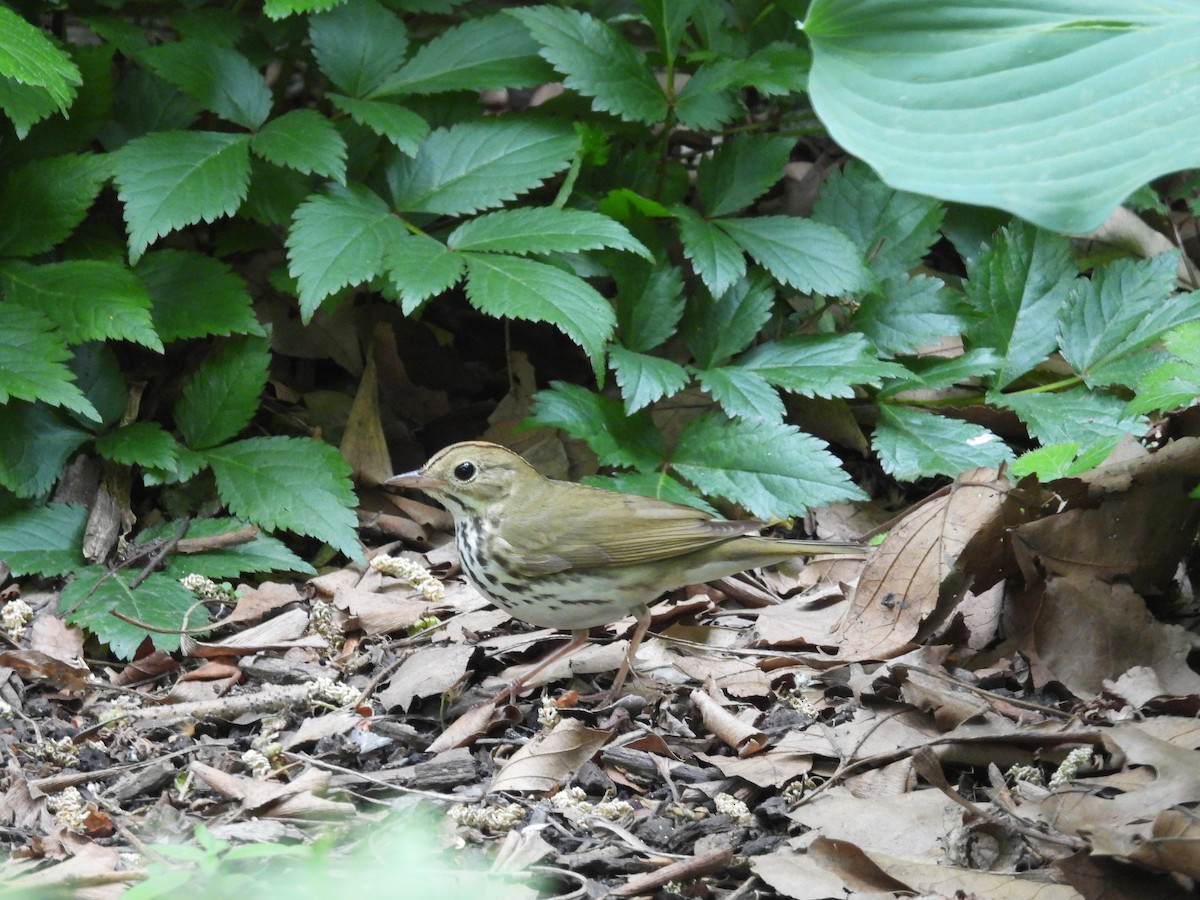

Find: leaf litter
<box><xmin>1</xmin><ymin>434</ymin><xmax>1199</xmax><ymax>897</ymax></box>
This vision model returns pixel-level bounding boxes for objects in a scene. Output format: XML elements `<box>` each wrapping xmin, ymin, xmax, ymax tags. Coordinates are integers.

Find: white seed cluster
<box><xmin>241</xmin><ymin>748</ymin><xmax>274</xmax><ymax>778</ymax></box>
<box><xmin>1005</xmin><ymin>764</ymin><xmax>1044</xmax><ymax>786</ymax></box>
<box><xmin>1</xmin><ymin>598</ymin><xmax>33</xmax><ymax>637</ymax></box>
<box><xmin>715</xmin><ymin>792</ymin><xmax>753</xmax><ymax>824</ymax></box>
<box><xmin>537</xmin><ymin>696</ymin><xmax>560</xmax><ymax>731</ymax></box>
<box><xmin>179</xmin><ymin>574</ymin><xmax>236</xmax><ymax>600</ymax></box>
<box><xmin>551</xmin><ymin>786</ymin><xmax>634</xmax><ymax>821</ymax></box>
<box><xmin>449</xmin><ymin>801</ymin><xmax>526</xmax><ymax>831</ymax></box>
<box><xmin>47</xmin><ymin>786</ymin><xmax>86</xmax><ymax>832</ymax></box>
<box><xmin>371</xmin><ymin>554</ymin><xmax>445</xmax><ymax>601</ymax></box>
<box><xmin>307</xmin><ymin>598</ymin><xmax>342</xmax><ymax>650</ymax></box>
<box><xmin>1049</xmin><ymin>747</ymin><xmax>1095</xmax><ymax>790</ymax></box>
<box><xmin>779</xmin><ymin>688</ymin><xmax>818</xmax><ymax>717</ymax></box>
<box><xmin>308</xmin><ymin>677</ymin><xmax>359</xmax><ymax>707</ymax></box>
<box><xmin>29</xmin><ymin>735</ymin><xmax>78</xmax><ymax>766</ymax></box>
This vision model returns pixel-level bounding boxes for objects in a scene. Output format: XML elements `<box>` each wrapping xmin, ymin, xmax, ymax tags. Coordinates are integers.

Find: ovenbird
<box><xmin>387</xmin><ymin>442</ymin><xmax>863</xmax><ymax>702</ymax></box>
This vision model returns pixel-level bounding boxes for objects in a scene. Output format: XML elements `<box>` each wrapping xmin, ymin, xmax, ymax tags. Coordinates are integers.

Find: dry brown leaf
<box><xmin>670</xmin><ymin>656</ymin><xmax>770</xmax><ymax>698</ymax></box>
<box><xmin>694</xmin><ymin>749</ymin><xmax>812</xmax><ymax>788</ymax></box>
<box><xmin>788</xmin><ymin>786</ymin><xmax>964</xmax><ymax>861</ymax></box>
<box><xmin>217</xmin><ymin>581</ymin><xmax>305</xmax><ymax>629</ymax></box>
<box><xmin>378</xmin><ymin>643</ymin><xmax>474</xmax><ymax>710</ymax></box>
<box><xmin>895</xmin><ymin>666</ymin><xmax>992</xmax><ymax>730</ymax></box>
<box><xmin>427</xmin><ymin>701</ymin><xmax>521</xmax><ymax>753</ymax></box>
<box><xmin>190</xmin><ymin>608</ymin><xmax>324</xmax><ymax>657</ymax></box>
<box><xmin>335</xmin><ymin>585</ymin><xmax>432</xmax><ymax>635</ymax></box>
<box><xmin>27</xmin><ymin>616</ymin><xmax>85</xmax><ymax>667</ymax></box>
<box><xmin>837</xmin><ymin>469</ymin><xmax>1011</xmax><ymax>659</ymax></box>
<box><xmin>690</xmin><ymin>689</ymin><xmax>767</xmax><ymax>757</ymax></box>
<box><xmin>0</xmin><ymin>649</ymin><xmax>89</xmax><ymax>691</ymax></box>
<box><xmin>856</xmin><ymin>848</ymin><xmax>1080</xmax><ymax>898</ymax></box>
<box><xmin>340</xmin><ymin>338</ymin><xmax>393</xmax><ymax>486</ymax></box>
<box><xmin>488</xmin><ymin>718</ymin><xmax>611</xmax><ymax>793</ymax></box>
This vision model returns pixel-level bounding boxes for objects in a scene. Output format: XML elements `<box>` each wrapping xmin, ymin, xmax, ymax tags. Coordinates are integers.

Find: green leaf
<box><xmin>141</xmin><ymin>518</ymin><xmax>316</xmax><ymax>579</ymax></box>
<box><xmin>583</xmin><ymin>470</ymin><xmax>717</xmax><ymax>516</ymax></box>
<box><xmin>674</xmin><ymin>59</ymin><xmax>741</xmax><ymax>130</ymax></box>
<box><xmin>609</xmin><ymin>346</ymin><xmax>689</xmax><ymax>414</ymax></box>
<box><xmin>0</xmin><ymin>403</ymin><xmax>91</xmax><ymax>498</ymax></box>
<box><xmin>251</xmin><ymin>109</ymin><xmax>346</xmax><ymax>182</ymax></box>
<box><xmin>852</xmin><ymin>274</ymin><xmax>966</xmax><ymax>357</ymax></box>
<box><xmin>614</xmin><ymin>261</ymin><xmax>684</xmax><ymax>353</ymax></box>
<box><xmin>962</xmin><ymin>220</ymin><xmax>1077</xmax><ymax>388</ymax></box>
<box><xmin>328</xmin><ymin>94</ymin><xmax>428</xmax><ymax>156</ymax></box>
<box><xmin>1009</xmin><ymin>443</ymin><xmax>1086</xmax><ymax>480</ymax></box>
<box><xmin>309</xmin><ymin>0</ymin><xmax>408</xmax><ymax>98</ymax></box>
<box><xmin>0</xmin><ymin>7</ymin><xmax>80</xmax><ymax>114</ymax></box>
<box><xmin>95</xmin><ymin>422</ymin><xmax>179</xmax><ymax>468</ymax></box>
<box><xmin>804</xmin><ymin>0</ymin><xmax>1200</xmax><ymax>232</ymax></box>
<box><xmin>136</xmin><ymin>250</ymin><xmax>262</xmax><ymax>341</ymax></box>
<box><xmin>0</xmin><ymin>306</ymin><xmax>98</xmax><ymax>421</ymax></box>
<box><xmin>682</xmin><ymin>273</ymin><xmax>775</xmax><ymax>369</ymax></box>
<box><xmin>383</xmin><ymin>233</ymin><xmax>464</xmax><ymax>313</ymax></box>
<box><xmin>675</xmin><ymin>206</ymin><xmax>746</xmax><ymax>298</ymax></box>
<box><xmin>527</xmin><ymin>381</ymin><xmax>663</xmax><ymax>470</ymax></box>
<box><xmin>717</xmin><ymin>216</ymin><xmax>876</xmax><ymax>296</ymax></box>
<box><xmin>880</xmin><ymin>349</ymin><xmax>1002</xmax><ymax>396</ymax></box>
<box><xmin>176</xmin><ymin>336</ymin><xmax>270</xmax><ymax>450</ymax></box>
<box><xmin>0</xmin><ymin>504</ymin><xmax>87</xmax><ymax>576</ymax></box>
<box><xmin>463</xmin><ymin>253</ymin><xmax>615</xmax><ymax>372</ymax></box>
<box><xmin>99</xmin><ymin>68</ymin><xmax>199</xmax><ymax>150</ymax></box>
<box><xmin>1</xmin><ymin>260</ymin><xmax>161</xmax><ymax>351</ymax></box>
<box><xmin>812</xmin><ymin>160</ymin><xmax>945</xmax><ymax>279</ymax></box>
<box><xmin>732</xmin><ymin>41</ymin><xmax>811</xmax><ymax>97</ymax></box>
<box><xmin>68</xmin><ymin>343</ymin><xmax>127</xmax><ymax>428</ymax></box>
<box><xmin>696</xmin><ymin>135</ymin><xmax>795</xmax><ymax>218</ymax></box>
<box><xmin>0</xmin><ymin>78</ymin><xmax>63</xmax><ymax>138</ymax></box>
<box><xmin>143</xmin><ymin>39</ymin><xmax>271</xmax><ymax>129</ymax></box>
<box><xmin>670</xmin><ymin>414</ymin><xmax>865</xmax><ymax>518</ymax></box>
<box><xmin>204</xmin><ymin>435</ymin><xmax>360</xmax><ymax>560</ymax></box>
<box><xmin>1130</xmin><ymin>322</ymin><xmax>1200</xmax><ymax>414</ymax></box>
<box><xmin>872</xmin><ymin>405</ymin><xmax>1012</xmax><ymax>481</ymax></box>
<box><xmin>373</xmin><ymin>14</ymin><xmax>554</xmax><ymax>96</ymax></box>
<box><xmin>112</xmin><ymin>131</ymin><xmax>252</xmax><ymax>263</ymax></box>
<box><xmin>388</xmin><ymin>120</ymin><xmax>578</xmax><ymax>216</ymax></box>
<box><xmin>448</xmin><ymin>207</ymin><xmax>650</xmax><ymax>259</ymax></box>
<box><xmin>638</xmin><ymin>0</ymin><xmax>697</xmax><ymax>66</ymax></box>
<box><xmin>1060</xmin><ymin>252</ymin><xmax>1200</xmax><ymax>386</ymax></box>
<box><xmin>737</xmin><ymin>334</ymin><xmax>910</xmax><ymax>398</ymax></box>
<box><xmin>695</xmin><ymin>366</ymin><xmax>784</xmax><ymax>423</ymax></box>
<box><xmin>264</xmin><ymin>0</ymin><xmax>342</xmax><ymax>19</ymax></box>
<box><xmin>508</xmin><ymin>6</ymin><xmax>666</xmax><ymax>124</ymax></box>
<box><xmin>286</xmin><ymin>183</ymin><xmax>405</xmax><ymax>318</ymax></box>
<box><xmin>992</xmin><ymin>388</ymin><xmax>1144</xmax><ymax>447</ymax></box>
<box><xmin>0</xmin><ymin>154</ymin><xmax>109</xmax><ymax>258</ymax></box>
<box><xmin>60</xmin><ymin>569</ymin><xmax>204</xmax><ymax>658</ymax></box>
<box><xmin>144</xmin><ymin>445</ymin><xmax>208</xmax><ymax>487</ymax></box>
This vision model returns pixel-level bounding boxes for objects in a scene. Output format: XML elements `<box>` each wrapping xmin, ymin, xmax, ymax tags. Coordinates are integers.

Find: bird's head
<box><xmin>386</xmin><ymin>442</ymin><xmax>539</xmax><ymax>519</ymax></box>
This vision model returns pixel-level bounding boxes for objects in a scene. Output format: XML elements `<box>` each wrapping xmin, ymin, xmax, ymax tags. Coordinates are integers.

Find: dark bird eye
<box><xmin>453</xmin><ymin>461</ymin><xmax>477</xmax><ymax>481</ymax></box>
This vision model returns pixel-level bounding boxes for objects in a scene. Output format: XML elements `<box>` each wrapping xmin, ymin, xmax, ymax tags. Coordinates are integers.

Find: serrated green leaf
<box><xmin>508</xmin><ymin>6</ymin><xmax>666</xmax><ymax>124</ymax></box>
<box><xmin>812</xmin><ymin>159</ymin><xmax>945</xmax><ymax>280</ymax></box>
<box><xmin>737</xmin><ymin>333</ymin><xmax>909</xmax><ymax>398</ymax></box>
<box><xmin>0</xmin><ymin>154</ymin><xmax>109</xmax><ymax>258</ymax></box>
<box><xmin>872</xmin><ymin>405</ymin><xmax>1012</xmax><ymax>481</ymax></box>
<box><xmin>527</xmin><ymin>381</ymin><xmax>663</xmax><ymax>469</ymax></box>
<box><xmin>0</xmin><ymin>306</ymin><xmax>98</xmax><ymax>421</ymax></box>
<box><xmin>0</xmin><ymin>402</ymin><xmax>91</xmax><ymax>497</ymax></box>
<box><xmin>609</xmin><ymin>346</ymin><xmax>689</xmax><ymax>414</ymax></box>
<box><xmin>880</xmin><ymin>348</ymin><xmax>1002</xmax><ymax>396</ymax></box>
<box><xmin>383</xmin><ymin>233</ymin><xmax>464</xmax><ymax>313</ymax></box>
<box><xmin>448</xmin><ymin>207</ymin><xmax>650</xmax><ymax>260</ymax></box>
<box><xmin>696</xmin><ymin>135</ymin><xmax>795</xmax><ymax>218</ymax></box>
<box><xmin>733</xmin><ymin>41</ymin><xmax>811</xmax><ymax>96</ymax></box>
<box><xmin>852</xmin><ymin>274</ymin><xmax>966</xmax><ymax>357</ymax></box>
<box><xmin>251</xmin><ymin>109</ymin><xmax>346</xmax><ymax>183</ymax></box>
<box><xmin>136</xmin><ymin>249</ymin><xmax>261</xmax><ymax>341</ymax></box>
<box><xmin>0</xmin><ymin>503</ymin><xmax>87</xmax><ymax>576</ymax></box>
<box><xmin>676</xmin><ymin>206</ymin><xmax>746</xmax><ymax>298</ymax></box>
<box><xmin>695</xmin><ymin>366</ymin><xmax>784</xmax><ymax>423</ymax></box>
<box><xmin>373</xmin><ymin>14</ymin><xmax>554</xmax><ymax>96</ymax></box>
<box><xmin>99</xmin><ymin>68</ymin><xmax>199</xmax><ymax>150</ymax></box>
<box><xmin>0</xmin><ymin>7</ymin><xmax>81</xmax><ymax>113</ymax></box>
<box><xmin>242</xmin><ymin>157</ymin><xmax>313</xmax><ymax>227</ymax></box>
<box><xmin>60</xmin><ymin>569</ymin><xmax>204</xmax><ymax>658</ymax></box>
<box><xmin>674</xmin><ymin>59</ymin><xmax>741</xmax><ymax>130</ymax></box>
<box><xmin>204</xmin><ymin>435</ymin><xmax>360</xmax><ymax>560</ymax></box>
<box><xmin>463</xmin><ymin>253</ymin><xmax>615</xmax><ymax>372</ymax></box>
<box><xmin>0</xmin><ymin>78</ymin><xmax>62</xmax><ymax>138</ymax></box>
<box><xmin>68</xmin><ymin>343</ymin><xmax>126</xmax><ymax>428</ymax></box>
<box><xmin>177</xmin><ymin>336</ymin><xmax>270</xmax><ymax>450</ymax></box>
<box><xmin>962</xmin><ymin>220</ymin><xmax>1076</xmax><ymax>388</ymax></box>
<box><xmin>144</xmin><ymin>445</ymin><xmax>208</xmax><ymax>487</ymax></box>
<box><xmin>139</xmin><ymin>517</ymin><xmax>316</xmax><ymax>578</ymax></box>
<box><xmin>95</xmin><ymin>421</ymin><xmax>179</xmax><ymax>468</ymax></box>
<box><xmin>1130</xmin><ymin>325</ymin><xmax>1200</xmax><ymax>415</ymax></box>
<box><xmin>583</xmin><ymin>470</ymin><xmax>717</xmax><ymax>515</ymax></box>
<box><xmin>309</xmin><ymin>0</ymin><xmax>408</xmax><ymax>97</ymax></box>
<box><xmin>143</xmin><ymin>39</ymin><xmax>271</xmax><ymax>129</ymax></box>
<box><xmin>638</xmin><ymin>0</ymin><xmax>696</xmax><ymax>65</ymax></box>
<box><xmin>1009</xmin><ymin>443</ymin><xmax>1084</xmax><ymax>480</ymax></box>
<box><xmin>682</xmin><ymin>273</ymin><xmax>775</xmax><ymax>369</ymax></box>
<box><xmin>1060</xmin><ymin>252</ymin><xmax>1200</xmax><ymax>386</ymax></box>
<box><xmin>670</xmin><ymin>414</ymin><xmax>864</xmax><ymax>518</ymax></box>
<box><xmin>1</xmin><ymin>260</ymin><xmax>161</xmax><ymax>351</ymax></box>
<box><xmin>614</xmin><ymin>261</ymin><xmax>684</xmax><ymax>353</ymax></box>
<box><xmin>717</xmin><ymin>216</ymin><xmax>876</xmax><ymax>296</ymax></box>
<box><xmin>264</xmin><ymin>0</ymin><xmax>342</xmax><ymax>19</ymax></box>
<box><xmin>992</xmin><ymin>387</ymin><xmax>1144</xmax><ymax>447</ymax></box>
<box><xmin>328</xmin><ymin>94</ymin><xmax>428</xmax><ymax>156</ymax></box>
<box><xmin>388</xmin><ymin>120</ymin><xmax>578</xmax><ymax>216</ymax></box>
<box><xmin>112</xmin><ymin>130</ymin><xmax>252</xmax><ymax>262</ymax></box>
<box><xmin>286</xmin><ymin>183</ymin><xmax>405</xmax><ymax>318</ymax></box>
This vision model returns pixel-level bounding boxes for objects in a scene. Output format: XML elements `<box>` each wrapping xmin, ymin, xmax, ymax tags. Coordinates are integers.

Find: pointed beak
<box><xmin>385</xmin><ymin>469</ymin><xmax>441</xmax><ymax>492</ymax></box>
